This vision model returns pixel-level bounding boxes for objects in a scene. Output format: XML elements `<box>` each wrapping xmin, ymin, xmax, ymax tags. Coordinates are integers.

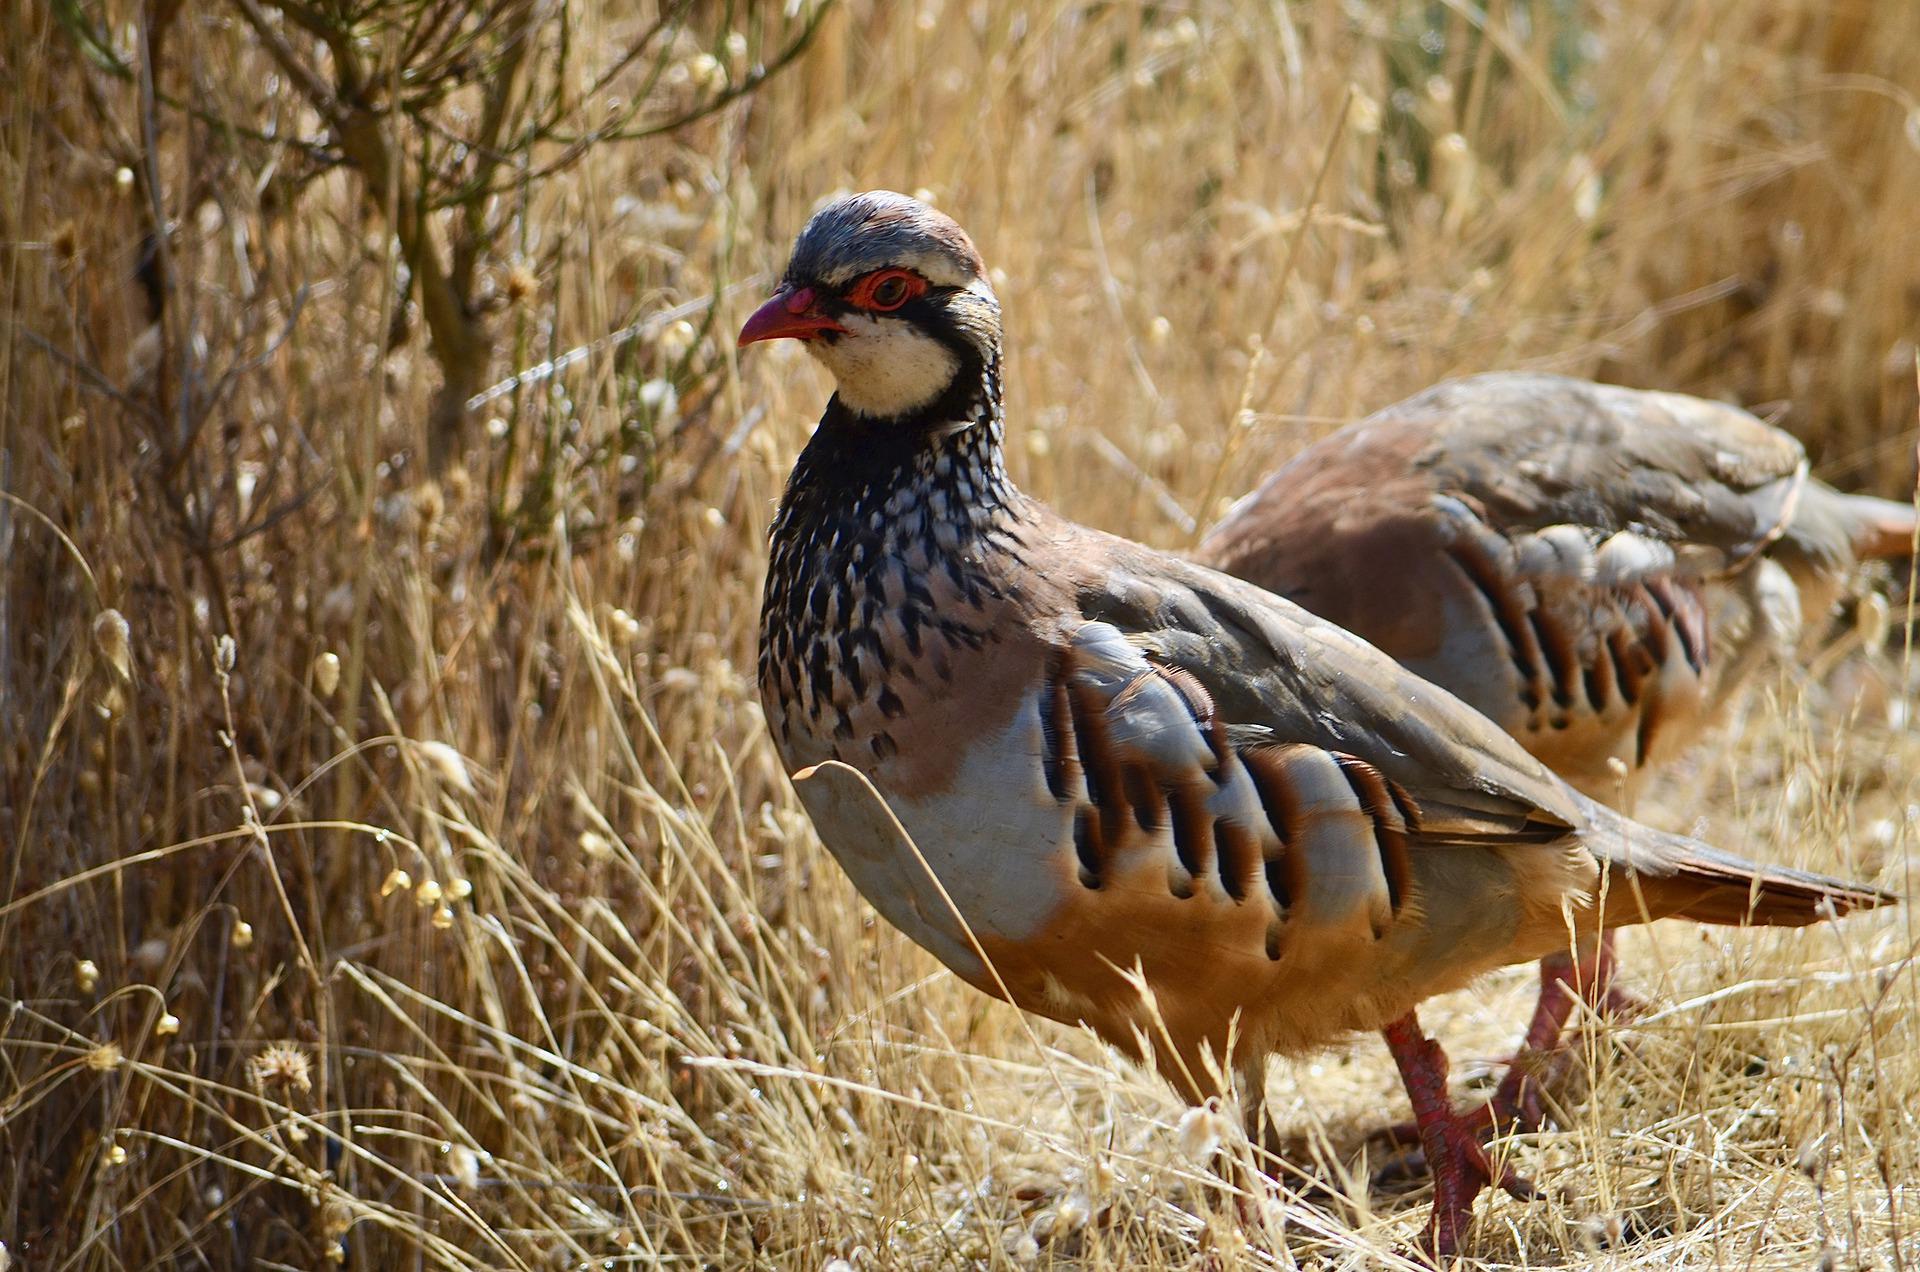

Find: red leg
<box><xmin>1479</xmin><ymin>930</ymin><xmax>1642</xmax><ymax>1132</ymax></box>
<box><xmin>1375</xmin><ymin>931</ymin><xmax>1642</xmax><ymax>1148</ymax></box>
<box><xmin>1382</xmin><ymin>1010</ymin><xmax>1537</xmax><ymax>1262</ymax></box>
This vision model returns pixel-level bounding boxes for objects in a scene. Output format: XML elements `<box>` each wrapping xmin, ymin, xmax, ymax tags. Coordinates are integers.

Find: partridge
<box><xmin>740</xmin><ymin>192</ymin><xmax>1893</xmax><ymax>1259</ymax></box>
<box><xmin>1197</xmin><ymin>374</ymin><xmax>1916</xmax><ymax>1133</ymax></box>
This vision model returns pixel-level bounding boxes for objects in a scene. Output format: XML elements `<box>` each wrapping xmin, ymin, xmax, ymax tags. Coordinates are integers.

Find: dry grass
<box><xmin>4</xmin><ymin>0</ymin><xmax>1919</xmax><ymax>1266</ymax></box>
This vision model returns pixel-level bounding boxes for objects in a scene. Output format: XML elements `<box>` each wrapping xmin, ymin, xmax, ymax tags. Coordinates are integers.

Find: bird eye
<box><xmin>852</xmin><ymin>269</ymin><xmax>922</xmax><ymax>311</ymax></box>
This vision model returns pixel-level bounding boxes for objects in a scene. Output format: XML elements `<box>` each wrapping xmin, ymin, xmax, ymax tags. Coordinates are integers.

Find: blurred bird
<box><xmin>1198</xmin><ymin>373</ymin><xmax>1916</xmax><ymax>1135</ymax></box>
<box><xmin>740</xmin><ymin>192</ymin><xmax>1893</xmax><ymax>1260</ymax></box>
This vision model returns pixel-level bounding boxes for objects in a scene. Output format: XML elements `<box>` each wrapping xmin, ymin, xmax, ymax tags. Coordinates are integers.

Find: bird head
<box><xmin>739</xmin><ymin>191</ymin><xmax>1000</xmax><ymax>423</ymax></box>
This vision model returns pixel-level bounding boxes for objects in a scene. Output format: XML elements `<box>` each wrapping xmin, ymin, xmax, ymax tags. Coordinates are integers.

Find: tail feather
<box><xmin>1611</xmin><ymin>844</ymin><xmax>1896</xmax><ymax>928</ymax></box>
<box><xmin>1578</xmin><ymin>796</ymin><xmax>1896</xmax><ymax>928</ymax></box>
<box><xmin>1789</xmin><ymin>481</ymin><xmax>1918</xmax><ymax>567</ymax></box>
<box><xmin>1845</xmin><ymin>492</ymin><xmax>1918</xmax><ymax>562</ymax></box>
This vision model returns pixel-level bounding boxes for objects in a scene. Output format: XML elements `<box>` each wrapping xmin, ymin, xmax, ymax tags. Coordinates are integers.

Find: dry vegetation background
<box><xmin>4</xmin><ymin>0</ymin><xmax>1920</xmax><ymax>1267</ymax></box>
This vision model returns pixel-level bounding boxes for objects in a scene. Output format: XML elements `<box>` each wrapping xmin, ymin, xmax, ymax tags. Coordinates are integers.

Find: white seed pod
<box><xmin>414</xmin><ymin>741</ymin><xmax>475</xmax><ymax>795</ymax></box>
<box><xmin>313</xmin><ymin>651</ymin><xmax>342</xmax><ymax>698</ymax></box>
<box><xmin>93</xmin><ymin>609</ymin><xmax>131</xmax><ymax>680</ymax></box>
<box><xmin>1174</xmin><ymin>1099</ymin><xmax>1226</xmax><ymax>1162</ymax></box>
<box><xmin>446</xmin><ymin>1143</ymin><xmax>481</xmax><ymax>1188</ymax></box>
<box><xmin>608</xmin><ymin>609</ymin><xmax>642</xmax><ymax>647</ymax></box>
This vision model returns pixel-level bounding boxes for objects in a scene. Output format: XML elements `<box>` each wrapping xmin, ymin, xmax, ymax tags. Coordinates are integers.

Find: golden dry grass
<box><xmin>3</xmin><ymin>0</ymin><xmax>1919</xmax><ymax>1267</ymax></box>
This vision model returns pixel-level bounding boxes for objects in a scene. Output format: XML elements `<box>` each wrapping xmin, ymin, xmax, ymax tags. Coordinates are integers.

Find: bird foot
<box><xmin>1382</xmin><ymin>1011</ymin><xmax>1541</xmax><ymax>1264</ymax></box>
<box><xmin>1368</xmin><ymin>1037</ymin><xmax>1564</xmax><ymax>1152</ymax></box>
<box><xmin>1400</xmin><ymin>1108</ymin><xmax>1539</xmax><ymax>1265</ymax></box>
<box><xmin>1370</xmin><ymin>945</ymin><xmax>1648</xmax><ymax>1157</ymax></box>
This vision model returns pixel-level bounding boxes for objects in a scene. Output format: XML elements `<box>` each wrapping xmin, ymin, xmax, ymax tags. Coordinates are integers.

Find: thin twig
<box><xmin>464</xmin><ymin>276</ymin><xmax>766</xmax><ymax>411</ymax></box>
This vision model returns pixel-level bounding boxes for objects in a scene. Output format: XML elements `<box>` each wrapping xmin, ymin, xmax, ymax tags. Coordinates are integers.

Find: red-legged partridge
<box><xmin>1198</xmin><ymin>374</ymin><xmax>1916</xmax><ymax>1137</ymax></box>
<box><xmin>740</xmin><ymin>192</ymin><xmax>1893</xmax><ymax>1260</ymax></box>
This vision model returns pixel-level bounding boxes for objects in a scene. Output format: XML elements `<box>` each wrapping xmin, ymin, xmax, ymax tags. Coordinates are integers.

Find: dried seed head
<box><xmin>312</xmin><ymin>653</ymin><xmax>343</xmax><ymax>703</ymax></box>
<box><xmin>75</xmin><ymin>959</ymin><xmax>101</xmax><ymax>994</ymax></box>
<box><xmin>502</xmin><ymin>264</ymin><xmax>537</xmax><ymax>305</ymax></box>
<box><xmin>249</xmin><ymin>1042</ymin><xmax>313</xmax><ymax>1095</ymax></box>
<box><xmin>380</xmin><ymin>868</ymin><xmax>413</xmax><ymax>898</ymax></box>
<box><xmin>1174</xmin><ymin>1099</ymin><xmax>1227</xmax><ymax>1162</ymax></box>
<box><xmin>104</xmin><ymin>1144</ymin><xmax>128</xmax><ymax>1167</ymax></box>
<box><xmin>1855</xmin><ymin>591</ymin><xmax>1891</xmax><ymax>649</ymax></box>
<box><xmin>85</xmin><ymin>1042</ymin><xmax>123</xmax><ymax>1072</ymax></box>
<box><xmin>445</xmin><ymin>1143</ymin><xmax>481</xmax><ymax>1188</ymax></box>
<box><xmin>154</xmin><ymin>1012</ymin><xmax>180</xmax><ymax>1038</ymax></box>
<box><xmin>687</xmin><ymin>52</ymin><xmax>726</xmax><ymax>92</ymax></box>
<box><xmin>608</xmin><ymin>609</ymin><xmax>642</xmax><ymax>647</ymax></box>
<box><xmin>431</xmin><ymin>904</ymin><xmax>454</xmax><ymax>930</ymax></box>
<box><xmin>214</xmin><ymin>634</ymin><xmax>236</xmax><ymax>674</ymax></box>
<box><xmin>415</xmin><ymin>878</ymin><xmax>444</xmax><ymax>907</ymax></box>
<box><xmin>231</xmin><ymin>920</ymin><xmax>254</xmax><ymax>949</ymax></box>
<box><xmin>447</xmin><ymin>878</ymin><xmax>473</xmax><ymax>902</ymax></box>
<box><xmin>1351</xmin><ymin>88</ymin><xmax>1383</xmax><ymax>135</ymax></box>
<box><xmin>414</xmin><ymin>741</ymin><xmax>474</xmax><ymax>795</ymax></box>
<box><xmin>93</xmin><ymin>609</ymin><xmax>131</xmax><ymax>680</ymax></box>
<box><xmin>414</xmin><ymin>480</ymin><xmax>445</xmax><ymax>530</ymax></box>
<box><xmin>659</xmin><ymin>320</ymin><xmax>697</xmax><ymax>361</ymax></box>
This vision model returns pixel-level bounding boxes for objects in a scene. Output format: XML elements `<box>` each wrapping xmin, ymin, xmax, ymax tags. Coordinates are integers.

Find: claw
<box><xmin>1381</xmin><ymin>1010</ymin><xmax>1541</xmax><ymax>1262</ymax></box>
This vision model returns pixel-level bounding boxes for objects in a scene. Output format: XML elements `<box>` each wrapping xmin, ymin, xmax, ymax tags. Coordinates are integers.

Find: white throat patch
<box><xmin>809</xmin><ymin>314</ymin><xmax>961</xmax><ymax>419</ymax></box>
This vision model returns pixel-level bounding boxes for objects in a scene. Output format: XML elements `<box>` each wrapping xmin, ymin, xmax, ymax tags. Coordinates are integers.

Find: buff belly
<box><xmin>790</xmin><ymin>686</ymin><xmax>1599</xmax><ymax>1096</ymax></box>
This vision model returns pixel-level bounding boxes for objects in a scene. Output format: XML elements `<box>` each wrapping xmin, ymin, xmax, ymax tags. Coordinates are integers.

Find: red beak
<box><xmin>737</xmin><ymin>285</ymin><xmax>847</xmax><ymax>347</ymax></box>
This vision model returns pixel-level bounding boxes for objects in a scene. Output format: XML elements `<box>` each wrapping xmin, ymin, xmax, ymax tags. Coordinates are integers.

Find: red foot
<box><xmin>1374</xmin><ymin>932</ymin><xmax>1644</xmax><ymax>1151</ymax></box>
<box><xmin>1382</xmin><ymin>1011</ymin><xmax>1538</xmax><ymax>1262</ymax></box>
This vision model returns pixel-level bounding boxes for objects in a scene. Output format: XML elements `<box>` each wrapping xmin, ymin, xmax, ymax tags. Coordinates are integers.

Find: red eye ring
<box><xmin>847</xmin><ymin>268</ymin><xmax>926</xmax><ymax>312</ymax></box>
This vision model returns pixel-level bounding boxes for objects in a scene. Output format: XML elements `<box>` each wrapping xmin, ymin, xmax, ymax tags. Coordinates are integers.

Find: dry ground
<box><xmin>3</xmin><ymin>0</ymin><xmax>1919</xmax><ymax>1267</ymax></box>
